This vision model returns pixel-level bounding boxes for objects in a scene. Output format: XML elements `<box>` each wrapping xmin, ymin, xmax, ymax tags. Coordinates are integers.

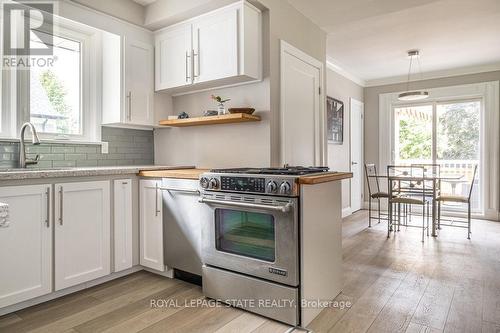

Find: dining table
<box><xmin>370</xmin><ymin>171</ymin><xmax>465</xmax><ymax>237</ymax></box>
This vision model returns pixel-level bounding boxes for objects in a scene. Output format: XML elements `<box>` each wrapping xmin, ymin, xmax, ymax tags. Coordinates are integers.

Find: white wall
<box><xmin>71</xmin><ymin>0</ymin><xmax>145</xmax><ymax>26</ymax></box>
<box><xmin>326</xmin><ymin>68</ymin><xmax>364</xmax><ymax>210</ymax></box>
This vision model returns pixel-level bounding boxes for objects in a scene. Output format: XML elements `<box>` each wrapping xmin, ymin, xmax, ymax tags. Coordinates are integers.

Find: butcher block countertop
<box><xmin>138</xmin><ymin>168</ymin><xmax>209</xmax><ymax>179</ymax></box>
<box><xmin>298</xmin><ymin>172</ymin><xmax>353</xmax><ymax>185</ymax></box>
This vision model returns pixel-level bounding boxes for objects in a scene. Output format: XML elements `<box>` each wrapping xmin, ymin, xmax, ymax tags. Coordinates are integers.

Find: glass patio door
<box><xmin>394</xmin><ymin>100</ymin><xmax>482</xmax><ymax>212</ymax></box>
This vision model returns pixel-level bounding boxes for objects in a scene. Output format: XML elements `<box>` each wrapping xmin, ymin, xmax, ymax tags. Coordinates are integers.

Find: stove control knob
<box><xmin>279</xmin><ymin>182</ymin><xmax>291</xmax><ymax>195</ymax></box>
<box><xmin>199</xmin><ymin>177</ymin><xmax>209</xmax><ymax>189</ymax></box>
<box><xmin>209</xmin><ymin>178</ymin><xmax>219</xmax><ymax>189</ymax></box>
<box><xmin>266</xmin><ymin>181</ymin><xmax>278</xmax><ymax>193</ymax></box>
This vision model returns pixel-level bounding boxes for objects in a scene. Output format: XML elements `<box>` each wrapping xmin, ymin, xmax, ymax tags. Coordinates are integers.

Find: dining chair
<box><xmin>437</xmin><ymin>164</ymin><xmax>478</xmax><ymax>239</ymax></box>
<box><xmin>387</xmin><ymin>165</ymin><xmax>430</xmax><ymax>242</ymax></box>
<box><xmin>365</xmin><ymin>163</ymin><xmax>389</xmax><ymax>227</ymax></box>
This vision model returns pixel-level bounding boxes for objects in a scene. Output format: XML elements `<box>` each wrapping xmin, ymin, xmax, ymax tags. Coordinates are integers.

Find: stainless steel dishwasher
<box><xmin>161</xmin><ymin>178</ymin><xmax>209</xmax><ymax>275</ymax></box>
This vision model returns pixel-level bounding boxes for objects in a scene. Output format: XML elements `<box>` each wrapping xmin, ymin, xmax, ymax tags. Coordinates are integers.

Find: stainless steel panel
<box><xmin>162</xmin><ymin>178</ymin><xmax>208</xmax><ymax>275</ymax></box>
<box><xmin>201</xmin><ymin>192</ymin><xmax>299</xmax><ymax>286</ymax></box>
<box><xmin>202</xmin><ymin>265</ymin><xmax>299</xmax><ymax>326</ymax></box>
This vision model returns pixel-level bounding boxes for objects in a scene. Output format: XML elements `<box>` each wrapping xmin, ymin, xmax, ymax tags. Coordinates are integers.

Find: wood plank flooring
<box><xmin>2</xmin><ymin>210</ymin><xmax>500</xmax><ymax>333</ymax></box>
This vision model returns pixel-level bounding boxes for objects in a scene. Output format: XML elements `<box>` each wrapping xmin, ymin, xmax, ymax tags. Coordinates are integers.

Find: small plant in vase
<box><xmin>211</xmin><ymin>95</ymin><xmax>230</xmax><ymax>115</ymax></box>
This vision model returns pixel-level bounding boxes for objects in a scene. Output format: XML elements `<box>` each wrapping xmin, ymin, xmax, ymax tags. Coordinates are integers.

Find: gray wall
<box><xmin>0</xmin><ymin>127</ymin><xmax>154</xmax><ymax>169</ymax></box>
<box><xmin>326</xmin><ymin>69</ymin><xmax>364</xmax><ymax>210</ymax></box>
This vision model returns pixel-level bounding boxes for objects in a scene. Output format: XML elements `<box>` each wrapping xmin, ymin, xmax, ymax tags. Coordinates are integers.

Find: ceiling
<box><xmin>288</xmin><ymin>0</ymin><xmax>500</xmax><ymax>85</ymax></box>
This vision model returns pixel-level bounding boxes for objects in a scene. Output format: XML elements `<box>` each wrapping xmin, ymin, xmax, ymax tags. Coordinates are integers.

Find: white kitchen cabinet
<box><xmin>139</xmin><ymin>179</ymin><xmax>164</xmax><ymax>271</ymax></box>
<box><xmin>54</xmin><ymin>181</ymin><xmax>111</xmax><ymax>290</ymax></box>
<box><xmin>154</xmin><ymin>1</ymin><xmax>261</xmax><ymax>93</ymax></box>
<box><xmin>155</xmin><ymin>23</ymin><xmax>192</xmax><ymax>91</ymax></box>
<box><xmin>102</xmin><ymin>35</ymin><xmax>155</xmax><ymax>128</ymax></box>
<box><xmin>0</xmin><ymin>185</ymin><xmax>52</xmax><ymax>308</ymax></box>
<box><xmin>192</xmin><ymin>6</ymin><xmax>238</xmax><ymax>84</ymax></box>
<box><xmin>124</xmin><ymin>39</ymin><xmax>154</xmax><ymax>126</ymax></box>
<box><xmin>113</xmin><ymin>179</ymin><xmax>133</xmax><ymax>272</ymax></box>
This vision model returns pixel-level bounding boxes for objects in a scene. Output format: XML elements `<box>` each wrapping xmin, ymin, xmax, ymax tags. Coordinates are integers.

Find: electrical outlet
<box><xmin>0</xmin><ymin>202</ymin><xmax>9</xmax><ymax>228</ymax></box>
<box><xmin>101</xmin><ymin>142</ymin><xmax>109</xmax><ymax>154</ymax></box>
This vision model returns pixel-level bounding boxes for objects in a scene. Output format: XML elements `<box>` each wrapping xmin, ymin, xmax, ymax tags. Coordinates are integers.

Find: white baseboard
<box><xmin>342</xmin><ymin>207</ymin><xmax>353</xmax><ymax>218</ymax></box>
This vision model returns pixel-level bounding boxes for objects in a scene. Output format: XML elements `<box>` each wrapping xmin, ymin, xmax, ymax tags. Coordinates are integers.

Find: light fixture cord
<box><xmin>406</xmin><ymin>54</ymin><xmax>414</xmax><ymax>92</ymax></box>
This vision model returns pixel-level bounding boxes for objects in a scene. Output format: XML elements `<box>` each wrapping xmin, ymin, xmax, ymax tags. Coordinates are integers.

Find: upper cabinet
<box><xmin>102</xmin><ymin>34</ymin><xmax>157</xmax><ymax>129</ymax></box>
<box><xmin>154</xmin><ymin>1</ymin><xmax>262</xmax><ymax>93</ymax></box>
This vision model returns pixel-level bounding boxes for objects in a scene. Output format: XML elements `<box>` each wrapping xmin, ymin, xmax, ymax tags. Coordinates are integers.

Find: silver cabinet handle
<box><xmin>126</xmin><ymin>91</ymin><xmax>132</xmax><ymax>121</ymax></box>
<box><xmin>58</xmin><ymin>186</ymin><xmax>63</xmax><ymax>225</ymax></box>
<box><xmin>160</xmin><ymin>187</ymin><xmax>200</xmax><ymax>195</ymax></box>
<box><xmin>351</xmin><ymin>162</ymin><xmax>358</xmax><ymax>165</ymax></box>
<box><xmin>192</xmin><ymin>49</ymin><xmax>199</xmax><ymax>78</ymax></box>
<box><xmin>45</xmin><ymin>187</ymin><xmax>50</xmax><ymax>228</ymax></box>
<box><xmin>155</xmin><ymin>183</ymin><xmax>160</xmax><ymax>217</ymax></box>
<box><xmin>199</xmin><ymin>198</ymin><xmax>292</xmax><ymax>213</ymax></box>
<box><xmin>185</xmin><ymin>51</ymin><xmax>191</xmax><ymax>83</ymax></box>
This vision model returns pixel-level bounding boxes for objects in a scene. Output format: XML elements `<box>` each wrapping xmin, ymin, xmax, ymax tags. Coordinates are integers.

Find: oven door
<box><xmin>200</xmin><ymin>192</ymin><xmax>299</xmax><ymax>286</ymax></box>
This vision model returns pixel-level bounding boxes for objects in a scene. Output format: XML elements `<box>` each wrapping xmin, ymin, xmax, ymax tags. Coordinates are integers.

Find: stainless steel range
<box><xmin>199</xmin><ymin>166</ymin><xmax>329</xmax><ymax>326</ymax></box>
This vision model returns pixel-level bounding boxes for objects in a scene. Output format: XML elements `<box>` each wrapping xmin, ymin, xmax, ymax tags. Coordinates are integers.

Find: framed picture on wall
<box><xmin>327</xmin><ymin>96</ymin><xmax>344</xmax><ymax>144</ymax></box>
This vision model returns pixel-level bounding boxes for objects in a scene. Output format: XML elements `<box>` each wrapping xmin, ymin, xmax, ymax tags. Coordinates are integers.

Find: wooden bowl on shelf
<box><xmin>228</xmin><ymin>108</ymin><xmax>255</xmax><ymax>115</ymax></box>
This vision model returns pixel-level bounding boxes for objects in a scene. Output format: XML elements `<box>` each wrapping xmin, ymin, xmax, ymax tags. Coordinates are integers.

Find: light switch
<box><xmin>101</xmin><ymin>142</ymin><xmax>109</xmax><ymax>154</ymax></box>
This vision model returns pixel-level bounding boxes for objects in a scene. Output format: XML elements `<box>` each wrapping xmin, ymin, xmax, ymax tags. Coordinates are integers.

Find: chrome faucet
<box><xmin>19</xmin><ymin>122</ymin><xmax>41</xmax><ymax>168</ymax></box>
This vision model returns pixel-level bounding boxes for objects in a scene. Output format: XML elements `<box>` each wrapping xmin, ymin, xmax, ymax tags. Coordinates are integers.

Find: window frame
<box><xmin>1</xmin><ymin>8</ymin><xmax>101</xmax><ymax>143</ymax></box>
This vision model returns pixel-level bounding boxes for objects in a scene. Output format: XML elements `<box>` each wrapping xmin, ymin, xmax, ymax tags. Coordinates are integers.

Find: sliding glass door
<box><xmin>394</xmin><ymin>100</ymin><xmax>482</xmax><ymax>212</ymax></box>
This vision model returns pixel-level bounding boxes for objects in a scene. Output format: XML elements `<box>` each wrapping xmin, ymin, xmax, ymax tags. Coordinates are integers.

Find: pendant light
<box><xmin>398</xmin><ymin>50</ymin><xmax>429</xmax><ymax>101</ymax></box>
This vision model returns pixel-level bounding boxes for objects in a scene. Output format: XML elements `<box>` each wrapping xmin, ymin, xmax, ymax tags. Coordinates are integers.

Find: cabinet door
<box><xmin>155</xmin><ymin>23</ymin><xmax>192</xmax><ymax>90</ymax></box>
<box><xmin>114</xmin><ymin>179</ymin><xmax>133</xmax><ymax>272</ymax></box>
<box><xmin>193</xmin><ymin>6</ymin><xmax>239</xmax><ymax>83</ymax></box>
<box><xmin>125</xmin><ymin>39</ymin><xmax>154</xmax><ymax>126</ymax></box>
<box><xmin>55</xmin><ymin>181</ymin><xmax>110</xmax><ymax>290</ymax></box>
<box><xmin>0</xmin><ymin>185</ymin><xmax>52</xmax><ymax>308</ymax></box>
<box><xmin>139</xmin><ymin>179</ymin><xmax>164</xmax><ymax>271</ymax></box>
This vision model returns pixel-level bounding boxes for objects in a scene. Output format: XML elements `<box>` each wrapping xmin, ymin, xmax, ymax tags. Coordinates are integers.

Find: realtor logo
<box><xmin>3</xmin><ymin>1</ymin><xmax>54</xmax><ymax>56</ymax></box>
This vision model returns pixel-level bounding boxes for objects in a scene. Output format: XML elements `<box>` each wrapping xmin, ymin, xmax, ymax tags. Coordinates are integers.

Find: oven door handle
<box><xmin>199</xmin><ymin>198</ymin><xmax>293</xmax><ymax>213</ymax></box>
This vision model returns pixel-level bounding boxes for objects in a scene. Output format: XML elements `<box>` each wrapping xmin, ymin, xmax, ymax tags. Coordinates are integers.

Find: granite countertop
<box><xmin>0</xmin><ymin>165</ymin><xmax>195</xmax><ymax>180</ymax></box>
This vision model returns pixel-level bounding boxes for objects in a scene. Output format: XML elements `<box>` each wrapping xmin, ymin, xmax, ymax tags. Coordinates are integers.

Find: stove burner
<box><xmin>210</xmin><ymin>166</ymin><xmax>330</xmax><ymax>176</ymax></box>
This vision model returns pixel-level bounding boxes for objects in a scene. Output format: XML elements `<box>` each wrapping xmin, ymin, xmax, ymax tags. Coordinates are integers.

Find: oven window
<box><xmin>215</xmin><ymin>209</ymin><xmax>276</xmax><ymax>262</ymax></box>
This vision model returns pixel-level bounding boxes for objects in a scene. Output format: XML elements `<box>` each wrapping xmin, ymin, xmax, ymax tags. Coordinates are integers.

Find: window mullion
<box><xmin>432</xmin><ymin>102</ymin><xmax>437</xmax><ymax>164</ymax></box>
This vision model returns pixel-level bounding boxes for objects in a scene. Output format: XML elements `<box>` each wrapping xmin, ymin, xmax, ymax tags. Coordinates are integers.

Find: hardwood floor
<box><xmin>2</xmin><ymin>210</ymin><xmax>500</xmax><ymax>333</ymax></box>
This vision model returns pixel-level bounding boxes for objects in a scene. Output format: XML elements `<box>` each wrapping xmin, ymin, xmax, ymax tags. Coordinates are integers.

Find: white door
<box><xmin>0</xmin><ymin>185</ymin><xmax>52</xmax><ymax>308</ymax></box>
<box><xmin>350</xmin><ymin>98</ymin><xmax>364</xmax><ymax>212</ymax></box>
<box><xmin>280</xmin><ymin>41</ymin><xmax>324</xmax><ymax>166</ymax></box>
<box><xmin>192</xmin><ymin>6</ymin><xmax>238</xmax><ymax>84</ymax></box>
<box><xmin>125</xmin><ymin>39</ymin><xmax>154</xmax><ymax>126</ymax></box>
<box><xmin>114</xmin><ymin>179</ymin><xmax>133</xmax><ymax>272</ymax></box>
<box><xmin>139</xmin><ymin>179</ymin><xmax>164</xmax><ymax>272</ymax></box>
<box><xmin>155</xmin><ymin>23</ymin><xmax>192</xmax><ymax>90</ymax></box>
<box><xmin>55</xmin><ymin>181</ymin><xmax>110</xmax><ymax>290</ymax></box>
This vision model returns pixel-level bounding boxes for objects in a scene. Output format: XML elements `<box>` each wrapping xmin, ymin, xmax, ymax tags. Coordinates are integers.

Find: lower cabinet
<box><xmin>55</xmin><ymin>181</ymin><xmax>111</xmax><ymax>290</ymax></box>
<box><xmin>114</xmin><ymin>179</ymin><xmax>133</xmax><ymax>272</ymax></box>
<box><xmin>0</xmin><ymin>185</ymin><xmax>52</xmax><ymax>308</ymax></box>
<box><xmin>139</xmin><ymin>179</ymin><xmax>164</xmax><ymax>271</ymax></box>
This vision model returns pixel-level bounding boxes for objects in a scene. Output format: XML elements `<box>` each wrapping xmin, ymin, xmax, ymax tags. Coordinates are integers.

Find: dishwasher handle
<box><xmin>199</xmin><ymin>197</ymin><xmax>292</xmax><ymax>213</ymax></box>
<box><xmin>160</xmin><ymin>187</ymin><xmax>200</xmax><ymax>195</ymax></box>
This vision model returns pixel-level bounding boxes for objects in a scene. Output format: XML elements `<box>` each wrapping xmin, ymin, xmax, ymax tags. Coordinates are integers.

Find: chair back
<box><xmin>468</xmin><ymin>165</ymin><xmax>478</xmax><ymax>200</ymax></box>
<box><xmin>365</xmin><ymin>163</ymin><xmax>381</xmax><ymax>196</ymax></box>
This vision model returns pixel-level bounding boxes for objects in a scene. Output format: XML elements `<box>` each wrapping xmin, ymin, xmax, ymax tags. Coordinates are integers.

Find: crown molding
<box><xmin>365</xmin><ymin>62</ymin><xmax>500</xmax><ymax>87</ymax></box>
<box><xmin>326</xmin><ymin>57</ymin><xmax>366</xmax><ymax>87</ymax></box>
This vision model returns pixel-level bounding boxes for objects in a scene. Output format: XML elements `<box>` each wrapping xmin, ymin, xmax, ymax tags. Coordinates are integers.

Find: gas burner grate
<box><xmin>210</xmin><ymin>166</ymin><xmax>330</xmax><ymax>176</ymax></box>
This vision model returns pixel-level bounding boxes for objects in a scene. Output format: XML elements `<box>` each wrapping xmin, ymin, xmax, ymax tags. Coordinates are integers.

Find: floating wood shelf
<box><xmin>158</xmin><ymin>113</ymin><xmax>261</xmax><ymax>127</ymax></box>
